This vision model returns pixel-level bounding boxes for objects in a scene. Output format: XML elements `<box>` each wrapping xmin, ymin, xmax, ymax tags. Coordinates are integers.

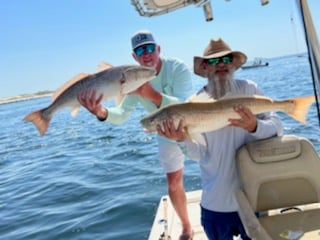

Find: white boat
<box><xmin>148</xmin><ymin>190</ymin><xmax>206</xmax><ymax>240</ymax></box>
<box><xmin>148</xmin><ymin>135</ymin><xmax>320</xmax><ymax>240</ymax></box>
<box><xmin>131</xmin><ymin>1</ymin><xmax>320</xmax><ymax>239</ymax></box>
<box><xmin>241</xmin><ymin>58</ymin><xmax>269</xmax><ymax>70</ymax></box>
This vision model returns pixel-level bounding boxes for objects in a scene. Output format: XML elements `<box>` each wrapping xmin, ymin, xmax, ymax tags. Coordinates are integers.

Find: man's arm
<box><xmin>129</xmin><ymin>82</ymin><xmax>162</xmax><ymax>107</ymax></box>
<box><xmin>77</xmin><ymin>89</ymin><xmax>137</xmax><ymax>124</ymax></box>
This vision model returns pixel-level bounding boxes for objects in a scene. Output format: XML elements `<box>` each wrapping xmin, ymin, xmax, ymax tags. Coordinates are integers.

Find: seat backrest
<box><xmin>236</xmin><ymin>135</ymin><xmax>320</xmax><ymax>212</ymax></box>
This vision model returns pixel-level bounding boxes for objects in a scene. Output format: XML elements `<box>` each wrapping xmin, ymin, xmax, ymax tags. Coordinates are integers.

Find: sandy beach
<box><xmin>0</xmin><ymin>93</ymin><xmax>52</xmax><ymax>105</ymax></box>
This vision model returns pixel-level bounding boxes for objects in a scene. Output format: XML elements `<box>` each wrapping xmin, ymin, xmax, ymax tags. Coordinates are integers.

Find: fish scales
<box><xmin>140</xmin><ymin>95</ymin><xmax>315</xmax><ymax>136</ymax></box>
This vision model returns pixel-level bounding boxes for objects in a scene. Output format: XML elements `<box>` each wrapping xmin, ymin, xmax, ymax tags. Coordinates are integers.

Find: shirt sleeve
<box><xmin>250</xmin><ymin>112</ymin><xmax>283</xmax><ymax>139</ymax></box>
<box><xmin>242</xmin><ymin>79</ymin><xmax>284</xmax><ymax>140</ymax></box>
<box><xmin>158</xmin><ymin>59</ymin><xmax>194</xmax><ymax>108</ymax></box>
<box><xmin>178</xmin><ymin>137</ymin><xmax>207</xmax><ymax>161</ymax></box>
<box><xmin>170</xmin><ymin>61</ymin><xmax>194</xmax><ymax>101</ymax></box>
<box><xmin>106</xmin><ymin>95</ymin><xmax>139</xmax><ymax>124</ymax></box>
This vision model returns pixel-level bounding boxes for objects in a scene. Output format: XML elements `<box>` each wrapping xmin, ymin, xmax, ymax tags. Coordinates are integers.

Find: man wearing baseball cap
<box><xmin>78</xmin><ymin>30</ymin><xmax>194</xmax><ymax>239</ymax></box>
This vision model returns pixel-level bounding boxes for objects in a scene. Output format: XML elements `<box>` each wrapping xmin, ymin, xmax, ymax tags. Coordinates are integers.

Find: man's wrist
<box><xmin>97</xmin><ymin>115</ymin><xmax>107</xmax><ymax>121</ymax></box>
<box><xmin>96</xmin><ymin>108</ymin><xmax>107</xmax><ymax>121</ymax></box>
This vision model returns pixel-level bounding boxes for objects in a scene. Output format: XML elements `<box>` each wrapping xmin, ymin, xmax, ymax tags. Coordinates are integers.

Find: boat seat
<box><xmin>235</xmin><ymin>135</ymin><xmax>320</xmax><ymax>240</ymax></box>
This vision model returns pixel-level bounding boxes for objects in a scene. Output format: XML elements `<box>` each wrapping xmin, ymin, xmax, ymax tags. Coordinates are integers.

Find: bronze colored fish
<box><xmin>140</xmin><ymin>95</ymin><xmax>315</xmax><ymax>143</ymax></box>
<box><xmin>24</xmin><ymin>63</ymin><xmax>156</xmax><ymax>136</ymax></box>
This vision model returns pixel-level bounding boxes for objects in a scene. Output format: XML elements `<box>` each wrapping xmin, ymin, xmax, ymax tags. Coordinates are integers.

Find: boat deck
<box><xmin>148</xmin><ymin>190</ymin><xmax>208</xmax><ymax>240</ymax></box>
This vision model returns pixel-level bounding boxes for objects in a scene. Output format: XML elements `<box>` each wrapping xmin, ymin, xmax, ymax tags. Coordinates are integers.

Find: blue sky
<box><xmin>1</xmin><ymin>0</ymin><xmax>319</xmax><ymax>97</ymax></box>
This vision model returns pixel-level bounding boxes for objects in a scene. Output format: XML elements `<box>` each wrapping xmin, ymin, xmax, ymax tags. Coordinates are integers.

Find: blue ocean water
<box><xmin>0</xmin><ymin>54</ymin><xmax>319</xmax><ymax>240</ymax></box>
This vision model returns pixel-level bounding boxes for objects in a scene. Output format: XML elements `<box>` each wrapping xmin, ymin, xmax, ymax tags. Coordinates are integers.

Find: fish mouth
<box><xmin>140</xmin><ymin>118</ymin><xmax>149</xmax><ymax>127</ymax></box>
<box><xmin>140</xmin><ymin>116</ymin><xmax>156</xmax><ymax>131</ymax></box>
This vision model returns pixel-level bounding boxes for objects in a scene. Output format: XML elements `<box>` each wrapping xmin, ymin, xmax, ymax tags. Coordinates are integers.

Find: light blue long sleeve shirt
<box><xmin>106</xmin><ymin>57</ymin><xmax>194</xmax><ymax>129</ymax></box>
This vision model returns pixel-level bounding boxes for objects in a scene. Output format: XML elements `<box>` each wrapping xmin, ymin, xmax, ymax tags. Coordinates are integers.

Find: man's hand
<box><xmin>157</xmin><ymin>119</ymin><xmax>187</xmax><ymax>142</ymax></box>
<box><xmin>77</xmin><ymin>89</ymin><xmax>108</xmax><ymax>119</ymax></box>
<box><xmin>228</xmin><ymin>105</ymin><xmax>257</xmax><ymax>132</ymax></box>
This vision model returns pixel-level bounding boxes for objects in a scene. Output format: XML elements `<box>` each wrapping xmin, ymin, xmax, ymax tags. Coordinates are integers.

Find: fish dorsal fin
<box><xmin>188</xmin><ymin>91</ymin><xmax>215</xmax><ymax>103</ymax></box>
<box><xmin>250</xmin><ymin>94</ymin><xmax>273</xmax><ymax>101</ymax></box>
<box><xmin>71</xmin><ymin>106</ymin><xmax>80</xmax><ymax>116</ymax></box>
<box><xmin>219</xmin><ymin>94</ymin><xmax>272</xmax><ymax>101</ymax></box>
<box><xmin>95</xmin><ymin>61</ymin><xmax>113</xmax><ymax>73</ymax></box>
<box><xmin>52</xmin><ymin>72</ymin><xmax>90</xmax><ymax>102</ymax></box>
<box><xmin>189</xmin><ymin>91</ymin><xmax>272</xmax><ymax>103</ymax></box>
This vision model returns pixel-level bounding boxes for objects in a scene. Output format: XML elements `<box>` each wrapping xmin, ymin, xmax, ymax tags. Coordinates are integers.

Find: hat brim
<box><xmin>133</xmin><ymin>41</ymin><xmax>156</xmax><ymax>50</ymax></box>
<box><xmin>194</xmin><ymin>51</ymin><xmax>247</xmax><ymax>78</ymax></box>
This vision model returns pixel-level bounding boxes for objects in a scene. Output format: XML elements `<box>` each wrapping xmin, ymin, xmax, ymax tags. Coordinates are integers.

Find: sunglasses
<box><xmin>207</xmin><ymin>55</ymin><xmax>233</xmax><ymax>65</ymax></box>
<box><xmin>134</xmin><ymin>44</ymin><xmax>156</xmax><ymax>57</ymax></box>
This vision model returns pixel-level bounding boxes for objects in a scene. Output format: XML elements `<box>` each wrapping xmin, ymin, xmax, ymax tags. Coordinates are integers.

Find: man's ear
<box><xmin>202</xmin><ymin>61</ymin><xmax>209</xmax><ymax>76</ymax></box>
<box><xmin>132</xmin><ymin>52</ymin><xmax>138</xmax><ymax>61</ymax></box>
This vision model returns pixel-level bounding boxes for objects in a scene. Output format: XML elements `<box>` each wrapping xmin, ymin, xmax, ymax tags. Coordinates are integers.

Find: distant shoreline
<box><xmin>0</xmin><ymin>93</ymin><xmax>52</xmax><ymax>105</ymax></box>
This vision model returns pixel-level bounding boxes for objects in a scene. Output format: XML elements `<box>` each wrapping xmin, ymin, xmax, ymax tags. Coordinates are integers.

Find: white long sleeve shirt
<box><xmin>181</xmin><ymin>79</ymin><xmax>283</xmax><ymax>212</ymax></box>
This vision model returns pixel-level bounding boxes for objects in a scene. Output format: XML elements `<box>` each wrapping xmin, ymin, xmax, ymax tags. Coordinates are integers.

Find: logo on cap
<box><xmin>134</xmin><ymin>34</ymin><xmax>148</xmax><ymax>44</ymax></box>
<box><xmin>131</xmin><ymin>31</ymin><xmax>156</xmax><ymax>49</ymax></box>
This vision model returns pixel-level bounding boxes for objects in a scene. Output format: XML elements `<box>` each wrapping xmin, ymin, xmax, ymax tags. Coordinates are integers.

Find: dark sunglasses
<box><xmin>207</xmin><ymin>55</ymin><xmax>233</xmax><ymax>65</ymax></box>
<box><xmin>134</xmin><ymin>44</ymin><xmax>156</xmax><ymax>57</ymax></box>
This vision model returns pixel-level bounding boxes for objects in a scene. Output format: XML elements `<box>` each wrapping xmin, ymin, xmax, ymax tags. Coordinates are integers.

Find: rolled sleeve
<box><xmin>250</xmin><ymin>112</ymin><xmax>283</xmax><ymax>139</ymax></box>
<box><xmin>106</xmin><ymin>96</ymin><xmax>138</xmax><ymax>124</ymax></box>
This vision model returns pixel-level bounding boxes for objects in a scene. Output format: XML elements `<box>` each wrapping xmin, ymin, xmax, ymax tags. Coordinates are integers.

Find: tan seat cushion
<box><xmin>237</xmin><ymin>135</ymin><xmax>320</xmax><ymax>211</ymax></box>
<box><xmin>259</xmin><ymin>209</ymin><xmax>320</xmax><ymax>240</ymax></box>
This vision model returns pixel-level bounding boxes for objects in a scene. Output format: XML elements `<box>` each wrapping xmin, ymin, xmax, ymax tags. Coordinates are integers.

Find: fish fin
<box><xmin>115</xmin><ymin>94</ymin><xmax>125</xmax><ymax>105</ymax></box>
<box><xmin>191</xmin><ymin>133</ymin><xmax>207</xmax><ymax>146</ymax></box>
<box><xmin>95</xmin><ymin>61</ymin><xmax>113</xmax><ymax>73</ymax></box>
<box><xmin>188</xmin><ymin>91</ymin><xmax>259</xmax><ymax>103</ymax></box>
<box><xmin>24</xmin><ymin>110</ymin><xmax>50</xmax><ymax>136</ymax></box>
<box><xmin>188</xmin><ymin>91</ymin><xmax>215</xmax><ymax>103</ymax></box>
<box><xmin>52</xmin><ymin>73</ymin><xmax>90</xmax><ymax>102</ymax></box>
<box><xmin>250</xmin><ymin>94</ymin><xmax>272</xmax><ymax>100</ymax></box>
<box><xmin>184</xmin><ymin>127</ymin><xmax>207</xmax><ymax>146</ymax></box>
<box><xmin>71</xmin><ymin>106</ymin><xmax>80</xmax><ymax>117</ymax></box>
<box><xmin>287</xmin><ymin>96</ymin><xmax>315</xmax><ymax>124</ymax></box>
<box><xmin>219</xmin><ymin>93</ymin><xmax>272</xmax><ymax>101</ymax></box>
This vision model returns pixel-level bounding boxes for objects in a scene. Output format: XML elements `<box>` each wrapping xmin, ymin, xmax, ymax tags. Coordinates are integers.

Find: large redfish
<box><xmin>24</xmin><ymin>63</ymin><xmax>156</xmax><ymax>136</ymax></box>
<box><xmin>140</xmin><ymin>95</ymin><xmax>315</xmax><ymax>144</ymax></box>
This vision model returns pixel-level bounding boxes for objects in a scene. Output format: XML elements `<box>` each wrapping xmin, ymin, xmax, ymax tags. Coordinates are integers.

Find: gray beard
<box><xmin>206</xmin><ymin>71</ymin><xmax>236</xmax><ymax>99</ymax></box>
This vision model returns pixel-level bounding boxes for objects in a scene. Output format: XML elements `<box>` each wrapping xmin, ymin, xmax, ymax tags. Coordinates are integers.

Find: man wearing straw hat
<box><xmin>157</xmin><ymin>38</ymin><xmax>283</xmax><ymax>239</ymax></box>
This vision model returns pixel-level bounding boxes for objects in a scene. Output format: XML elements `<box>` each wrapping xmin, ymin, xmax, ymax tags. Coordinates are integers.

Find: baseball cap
<box><xmin>131</xmin><ymin>30</ymin><xmax>156</xmax><ymax>50</ymax></box>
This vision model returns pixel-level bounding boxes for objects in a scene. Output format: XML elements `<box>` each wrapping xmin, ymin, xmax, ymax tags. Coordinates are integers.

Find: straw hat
<box><xmin>194</xmin><ymin>38</ymin><xmax>247</xmax><ymax>77</ymax></box>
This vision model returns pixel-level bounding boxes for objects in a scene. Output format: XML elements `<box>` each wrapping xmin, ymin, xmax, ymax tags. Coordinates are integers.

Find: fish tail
<box><xmin>24</xmin><ymin>110</ymin><xmax>50</xmax><ymax>136</ymax></box>
<box><xmin>287</xmin><ymin>96</ymin><xmax>315</xmax><ymax>124</ymax></box>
